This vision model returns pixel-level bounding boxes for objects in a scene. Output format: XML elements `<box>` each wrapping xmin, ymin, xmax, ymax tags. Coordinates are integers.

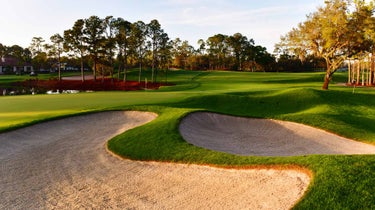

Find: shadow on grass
<box><xmin>169</xmin><ymin>88</ymin><xmax>375</xmax><ymax>143</ymax></box>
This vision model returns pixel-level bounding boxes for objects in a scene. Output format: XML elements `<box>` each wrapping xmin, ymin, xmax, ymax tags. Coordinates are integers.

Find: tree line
<box><xmin>3</xmin><ymin>15</ymin><xmax>316</xmax><ymax>83</ymax></box>
<box><xmin>275</xmin><ymin>0</ymin><xmax>375</xmax><ymax>89</ymax></box>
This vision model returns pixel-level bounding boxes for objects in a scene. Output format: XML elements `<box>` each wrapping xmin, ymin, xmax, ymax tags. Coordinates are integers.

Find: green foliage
<box><xmin>276</xmin><ymin>0</ymin><xmax>375</xmax><ymax>89</ymax></box>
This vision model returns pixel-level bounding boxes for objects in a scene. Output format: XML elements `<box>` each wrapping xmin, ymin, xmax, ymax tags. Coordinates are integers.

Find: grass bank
<box><xmin>1</xmin><ymin>70</ymin><xmax>375</xmax><ymax>208</ymax></box>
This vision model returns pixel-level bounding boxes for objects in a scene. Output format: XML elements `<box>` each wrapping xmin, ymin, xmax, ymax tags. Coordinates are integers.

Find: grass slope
<box><xmin>1</xmin><ymin>70</ymin><xmax>375</xmax><ymax>208</ymax></box>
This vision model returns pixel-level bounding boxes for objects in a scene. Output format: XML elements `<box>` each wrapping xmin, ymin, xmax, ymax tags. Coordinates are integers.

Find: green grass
<box><xmin>1</xmin><ymin>70</ymin><xmax>375</xmax><ymax>209</ymax></box>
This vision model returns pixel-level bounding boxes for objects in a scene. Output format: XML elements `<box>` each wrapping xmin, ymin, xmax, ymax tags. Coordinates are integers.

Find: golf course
<box><xmin>1</xmin><ymin>70</ymin><xmax>375</xmax><ymax>209</ymax></box>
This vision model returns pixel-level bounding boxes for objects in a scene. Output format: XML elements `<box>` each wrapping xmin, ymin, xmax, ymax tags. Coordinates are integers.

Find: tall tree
<box><xmin>84</xmin><ymin>15</ymin><xmax>105</xmax><ymax>82</ymax></box>
<box><xmin>64</xmin><ymin>19</ymin><xmax>87</xmax><ymax>82</ymax></box>
<box><xmin>172</xmin><ymin>38</ymin><xmax>194</xmax><ymax>69</ymax></box>
<box><xmin>29</xmin><ymin>37</ymin><xmax>47</xmax><ymax>71</ymax></box>
<box><xmin>103</xmin><ymin>16</ymin><xmax>117</xmax><ymax>82</ymax></box>
<box><xmin>207</xmin><ymin>34</ymin><xmax>228</xmax><ymax>70</ymax></box>
<box><xmin>158</xmin><ymin>32</ymin><xmax>172</xmax><ymax>71</ymax></box>
<box><xmin>147</xmin><ymin>19</ymin><xmax>164</xmax><ymax>82</ymax></box>
<box><xmin>114</xmin><ymin>18</ymin><xmax>131</xmax><ymax>82</ymax></box>
<box><xmin>227</xmin><ymin>33</ymin><xmax>252</xmax><ymax>71</ymax></box>
<box><xmin>29</xmin><ymin>37</ymin><xmax>45</xmax><ymax>56</ymax></box>
<box><xmin>47</xmin><ymin>33</ymin><xmax>64</xmax><ymax>80</ymax></box>
<box><xmin>129</xmin><ymin>21</ymin><xmax>147</xmax><ymax>83</ymax></box>
<box><xmin>197</xmin><ymin>39</ymin><xmax>206</xmax><ymax>55</ymax></box>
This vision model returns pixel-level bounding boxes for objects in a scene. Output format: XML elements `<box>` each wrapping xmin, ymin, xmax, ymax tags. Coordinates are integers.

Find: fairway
<box><xmin>1</xmin><ymin>70</ymin><xmax>375</xmax><ymax>209</ymax></box>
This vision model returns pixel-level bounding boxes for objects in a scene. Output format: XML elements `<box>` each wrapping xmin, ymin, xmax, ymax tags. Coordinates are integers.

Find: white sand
<box><xmin>0</xmin><ymin>111</ymin><xmax>310</xmax><ymax>209</ymax></box>
<box><xmin>179</xmin><ymin>112</ymin><xmax>375</xmax><ymax>156</ymax></box>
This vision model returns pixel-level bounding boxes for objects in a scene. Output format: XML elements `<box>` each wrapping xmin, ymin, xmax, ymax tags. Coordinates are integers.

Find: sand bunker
<box><xmin>0</xmin><ymin>111</ymin><xmax>310</xmax><ymax>209</ymax></box>
<box><xmin>179</xmin><ymin>112</ymin><xmax>375</xmax><ymax>156</ymax></box>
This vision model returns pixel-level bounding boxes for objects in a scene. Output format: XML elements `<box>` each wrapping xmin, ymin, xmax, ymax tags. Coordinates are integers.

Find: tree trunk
<box><xmin>110</xmin><ymin>66</ymin><xmax>114</xmax><ymax>84</ymax></box>
<box><xmin>151</xmin><ymin>61</ymin><xmax>155</xmax><ymax>83</ymax></box>
<box><xmin>322</xmin><ymin>60</ymin><xmax>331</xmax><ymax>90</ymax></box>
<box><xmin>93</xmin><ymin>59</ymin><xmax>97</xmax><ymax>82</ymax></box>
<box><xmin>101</xmin><ymin>66</ymin><xmax>104</xmax><ymax>83</ymax></box>
<box><xmin>138</xmin><ymin>46</ymin><xmax>143</xmax><ymax>83</ymax></box>
<box><xmin>371</xmin><ymin>54</ymin><xmax>375</xmax><ymax>85</ymax></box>
<box><xmin>368</xmin><ymin>55</ymin><xmax>373</xmax><ymax>85</ymax></box>
<box><xmin>352</xmin><ymin>61</ymin><xmax>355</xmax><ymax>84</ymax></box>
<box><xmin>361</xmin><ymin>61</ymin><xmax>365</xmax><ymax>86</ymax></box>
<box><xmin>322</xmin><ymin>73</ymin><xmax>331</xmax><ymax>90</ymax></box>
<box><xmin>356</xmin><ymin>60</ymin><xmax>360</xmax><ymax>85</ymax></box>
<box><xmin>58</xmin><ymin>65</ymin><xmax>61</xmax><ymax>81</ymax></box>
<box><xmin>110</xmin><ymin>59</ymin><xmax>114</xmax><ymax>84</ymax></box>
<box><xmin>348</xmin><ymin>58</ymin><xmax>351</xmax><ymax>84</ymax></box>
<box><xmin>58</xmin><ymin>54</ymin><xmax>61</xmax><ymax>81</ymax></box>
<box><xmin>123</xmin><ymin>50</ymin><xmax>127</xmax><ymax>83</ymax></box>
<box><xmin>80</xmin><ymin>56</ymin><xmax>85</xmax><ymax>82</ymax></box>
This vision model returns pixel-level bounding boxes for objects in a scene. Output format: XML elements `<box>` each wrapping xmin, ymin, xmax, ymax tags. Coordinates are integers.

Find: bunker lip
<box><xmin>179</xmin><ymin>112</ymin><xmax>375</xmax><ymax>156</ymax></box>
<box><xmin>0</xmin><ymin>111</ymin><xmax>310</xmax><ymax>209</ymax></box>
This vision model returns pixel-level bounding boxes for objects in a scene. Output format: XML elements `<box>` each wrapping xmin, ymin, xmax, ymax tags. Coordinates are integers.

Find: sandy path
<box><xmin>179</xmin><ymin>112</ymin><xmax>375</xmax><ymax>156</ymax></box>
<box><xmin>0</xmin><ymin>111</ymin><xmax>310</xmax><ymax>209</ymax></box>
<box><xmin>62</xmin><ymin>75</ymin><xmax>95</xmax><ymax>80</ymax></box>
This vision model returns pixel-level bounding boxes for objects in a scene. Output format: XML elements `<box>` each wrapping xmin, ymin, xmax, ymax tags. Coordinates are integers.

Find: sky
<box><xmin>0</xmin><ymin>0</ymin><xmax>324</xmax><ymax>53</ymax></box>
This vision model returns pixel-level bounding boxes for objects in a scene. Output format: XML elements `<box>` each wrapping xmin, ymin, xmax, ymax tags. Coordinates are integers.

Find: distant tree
<box><xmin>197</xmin><ymin>39</ymin><xmax>206</xmax><ymax>55</ymax></box>
<box><xmin>29</xmin><ymin>37</ymin><xmax>45</xmax><ymax>57</ymax></box>
<box><xmin>172</xmin><ymin>38</ymin><xmax>194</xmax><ymax>69</ymax></box>
<box><xmin>114</xmin><ymin>18</ymin><xmax>131</xmax><ymax>82</ymax></box>
<box><xmin>64</xmin><ymin>19</ymin><xmax>87</xmax><ymax>82</ymax></box>
<box><xmin>158</xmin><ymin>32</ymin><xmax>172</xmax><ymax>70</ymax></box>
<box><xmin>129</xmin><ymin>21</ymin><xmax>148</xmax><ymax>82</ymax></box>
<box><xmin>31</xmin><ymin>52</ymin><xmax>48</xmax><ymax>71</ymax></box>
<box><xmin>207</xmin><ymin>34</ymin><xmax>228</xmax><ymax>70</ymax></box>
<box><xmin>5</xmin><ymin>16</ymin><xmax>278</xmax><ymax>76</ymax></box>
<box><xmin>171</xmin><ymin>38</ymin><xmax>182</xmax><ymax>67</ymax></box>
<box><xmin>103</xmin><ymin>16</ymin><xmax>117</xmax><ymax>82</ymax></box>
<box><xmin>47</xmin><ymin>33</ymin><xmax>64</xmax><ymax>80</ymax></box>
<box><xmin>6</xmin><ymin>45</ymin><xmax>31</xmax><ymax>62</ymax></box>
<box><xmin>84</xmin><ymin>15</ymin><xmax>105</xmax><ymax>82</ymax></box>
<box><xmin>0</xmin><ymin>43</ymin><xmax>5</xmax><ymax>58</ymax></box>
<box><xmin>29</xmin><ymin>37</ymin><xmax>47</xmax><ymax>71</ymax></box>
<box><xmin>0</xmin><ymin>45</ymin><xmax>32</xmax><ymax>74</ymax></box>
<box><xmin>147</xmin><ymin>19</ymin><xmax>165</xmax><ymax>82</ymax></box>
<box><xmin>226</xmin><ymin>33</ymin><xmax>253</xmax><ymax>71</ymax></box>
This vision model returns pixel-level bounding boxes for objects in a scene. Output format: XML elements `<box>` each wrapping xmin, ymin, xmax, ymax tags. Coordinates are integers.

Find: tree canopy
<box><xmin>276</xmin><ymin>0</ymin><xmax>375</xmax><ymax>89</ymax></box>
<box><xmin>1</xmin><ymin>15</ymin><xmax>278</xmax><ymax>80</ymax></box>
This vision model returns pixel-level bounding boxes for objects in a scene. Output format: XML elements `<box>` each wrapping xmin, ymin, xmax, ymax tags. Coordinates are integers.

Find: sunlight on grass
<box><xmin>2</xmin><ymin>70</ymin><xmax>375</xmax><ymax>208</ymax></box>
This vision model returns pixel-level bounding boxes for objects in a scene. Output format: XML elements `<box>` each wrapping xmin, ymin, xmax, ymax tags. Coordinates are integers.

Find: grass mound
<box><xmin>2</xmin><ymin>70</ymin><xmax>375</xmax><ymax>208</ymax></box>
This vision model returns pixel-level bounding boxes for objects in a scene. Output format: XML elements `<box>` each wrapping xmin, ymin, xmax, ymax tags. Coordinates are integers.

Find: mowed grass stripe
<box><xmin>1</xmin><ymin>70</ymin><xmax>375</xmax><ymax>208</ymax></box>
